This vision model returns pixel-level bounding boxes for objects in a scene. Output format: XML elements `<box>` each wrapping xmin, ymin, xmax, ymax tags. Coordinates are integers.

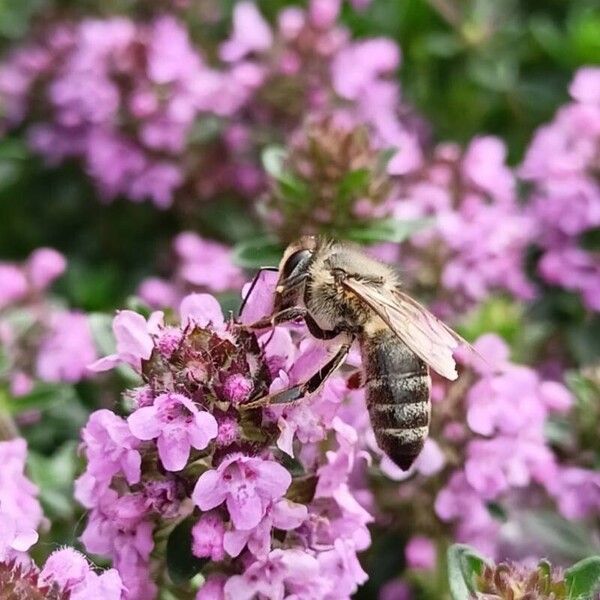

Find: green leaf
<box><xmin>7</xmin><ymin>383</ymin><xmax>76</xmax><ymax>414</ymax></box>
<box><xmin>338</xmin><ymin>168</ymin><xmax>370</xmax><ymax>202</ymax></box>
<box><xmin>231</xmin><ymin>236</ymin><xmax>284</xmax><ymax>269</ymax></box>
<box><xmin>447</xmin><ymin>544</ymin><xmax>488</xmax><ymax>600</ymax></box>
<box><xmin>521</xmin><ymin>511</ymin><xmax>600</xmax><ymax>562</ymax></box>
<box><xmin>27</xmin><ymin>443</ymin><xmax>78</xmax><ymax>520</ymax></box>
<box><xmin>261</xmin><ymin>146</ymin><xmax>308</xmax><ymax>206</ymax></box>
<box><xmin>344</xmin><ymin>217</ymin><xmax>434</xmax><ymax>244</ymax></box>
<box><xmin>565</xmin><ymin>556</ymin><xmax>600</xmax><ymax>599</ymax></box>
<box><xmin>166</xmin><ymin>517</ymin><xmax>209</xmax><ymax>585</ymax></box>
<box><xmin>580</xmin><ymin>228</ymin><xmax>600</xmax><ymax>252</ymax></box>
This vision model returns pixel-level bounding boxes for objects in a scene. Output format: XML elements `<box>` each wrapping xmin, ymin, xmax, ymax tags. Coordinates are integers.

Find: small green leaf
<box><xmin>344</xmin><ymin>217</ymin><xmax>434</xmax><ymax>244</ymax></box>
<box><xmin>231</xmin><ymin>236</ymin><xmax>284</xmax><ymax>269</ymax></box>
<box><xmin>338</xmin><ymin>168</ymin><xmax>370</xmax><ymax>201</ymax></box>
<box><xmin>261</xmin><ymin>146</ymin><xmax>309</xmax><ymax>205</ymax></box>
<box><xmin>565</xmin><ymin>556</ymin><xmax>600</xmax><ymax>599</ymax></box>
<box><xmin>166</xmin><ymin>517</ymin><xmax>209</xmax><ymax>585</ymax></box>
<box><xmin>447</xmin><ymin>544</ymin><xmax>488</xmax><ymax>600</ymax></box>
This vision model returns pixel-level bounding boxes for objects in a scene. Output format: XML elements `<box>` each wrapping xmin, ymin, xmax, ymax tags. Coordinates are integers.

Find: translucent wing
<box><xmin>342</xmin><ymin>277</ymin><xmax>468</xmax><ymax>380</ymax></box>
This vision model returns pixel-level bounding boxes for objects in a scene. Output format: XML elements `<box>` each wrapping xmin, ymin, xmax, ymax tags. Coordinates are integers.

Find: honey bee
<box><xmin>240</xmin><ymin>236</ymin><xmax>469</xmax><ymax>470</ymax></box>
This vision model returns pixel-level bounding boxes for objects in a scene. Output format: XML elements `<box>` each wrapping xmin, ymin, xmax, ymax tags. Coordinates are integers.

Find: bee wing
<box><xmin>342</xmin><ymin>278</ymin><xmax>467</xmax><ymax>380</ymax></box>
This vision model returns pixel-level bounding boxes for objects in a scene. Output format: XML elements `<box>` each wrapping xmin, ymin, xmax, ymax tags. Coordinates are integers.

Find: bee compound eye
<box><xmin>281</xmin><ymin>249</ymin><xmax>312</xmax><ymax>279</ymax></box>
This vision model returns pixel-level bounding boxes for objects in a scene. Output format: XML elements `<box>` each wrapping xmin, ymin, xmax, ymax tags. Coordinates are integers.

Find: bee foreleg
<box><xmin>304</xmin><ymin>313</ymin><xmax>342</xmax><ymax>340</ymax></box>
<box><xmin>240</xmin><ymin>307</ymin><xmax>307</xmax><ymax>331</ymax></box>
<box><xmin>240</xmin><ymin>342</ymin><xmax>352</xmax><ymax>409</ymax></box>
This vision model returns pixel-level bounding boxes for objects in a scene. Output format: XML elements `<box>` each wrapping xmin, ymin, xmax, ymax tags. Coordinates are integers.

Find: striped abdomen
<box><xmin>360</xmin><ymin>328</ymin><xmax>431</xmax><ymax>471</ymax></box>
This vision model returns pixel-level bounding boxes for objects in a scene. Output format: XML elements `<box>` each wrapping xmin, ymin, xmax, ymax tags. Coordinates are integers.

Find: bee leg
<box><xmin>241</xmin><ymin>342</ymin><xmax>352</xmax><ymax>409</ymax></box>
<box><xmin>241</xmin><ymin>307</ymin><xmax>307</xmax><ymax>331</ymax></box>
<box><xmin>238</xmin><ymin>266</ymin><xmax>280</xmax><ymax>318</ymax></box>
<box><xmin>304</xmin><ymin>313</ymin><xmax>342</xmax><ymax>340</ymax></box>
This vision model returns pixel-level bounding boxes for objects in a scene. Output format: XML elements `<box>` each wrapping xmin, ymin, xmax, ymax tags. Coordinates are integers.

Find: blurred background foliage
<box><xmin>0</xmin><ymin>0</ymin><xmax>598</xmax><ymax>313</ymax></box>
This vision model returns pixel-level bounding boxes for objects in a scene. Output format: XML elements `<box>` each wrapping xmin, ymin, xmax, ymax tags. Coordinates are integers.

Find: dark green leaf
<box><xmin>565</xmin><ymin>556</ymin><xmax>600</xmax><ymax>599</ymax></box>
<box><xmin>447</xmin><ymin>544</ymin><xmax>488</xmax><ymax>600</ymax></box>
<box><xmin>285</xmin><ymin>475</ymin><xmax>318</xmax><ymax>504</ymax></box>
<box><xmin>167</xmin><ymin>517</ymin><xmax>209</xmax><ymax>585</ymax></box>
<box><xmin>580</xmin><ymin>228</ymin><xmax>600</xmax><ymax>251</ymax></box>
<box><xmin>231</xmin><ymin>236</ymin><xmax>284</xmax><ymax>269</ymax></box>
<box><xmin>7</xmin><ymin>383</ymin><xmax>76</xmax><ymax>414</ymax></box>
<box><xmin>344</xmin><ymin>217</ymin><xmax>434</xmax><ymax>244</ymax></box>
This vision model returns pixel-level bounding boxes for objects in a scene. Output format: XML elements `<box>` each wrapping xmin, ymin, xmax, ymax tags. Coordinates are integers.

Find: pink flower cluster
<box><xmin>138</xmin><ymin>232</ymin><xmax>243</xmax><ymax>309</ymax></box>
<box><xmin>426</xmin><ymin>334</ymin><xmax>600</xmax><ymax>561</ymax></box>
<box><xmin>0</xmin><ymin>16</ymin><xmax>257</xmax><ymax>207</ymax></box>
<box><xmin>395</xmin><ymin>137</ymin><xmax>535</xmax><ymax>313</ymax></box>
<box><xmin>0</xmin><ymin>248</ymin><xmax>96</xmax><ymax>395</ymax></box>
<box><xmin>0</xmin><ymin>1</ymin><xmax>422</xmax><ymax>208</ymax></box>
<box><xmin>77</xmin><ymin>278</ymin><xmax>371</xmax><ymax>599</ymax></box>
<box><xmin>521</xmin><ymin>67</ymin><xmax>600</xmax><ymax>311</ymax></box>
<box><xmin>0</xmin><ymin>545</ymin><xmax>123</xmax><ymax>599</ymax></box>
<box><xmin>0</xmin><ymin>439</ymin><xmax>42</xmax><ymax>562</ymax></box>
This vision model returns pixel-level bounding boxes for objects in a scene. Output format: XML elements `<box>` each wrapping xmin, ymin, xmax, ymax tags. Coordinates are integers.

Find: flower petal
<box><xmin>87</xmin><ymin>354</ymin><xmax>121</xmax><ymax>373</ymax></box>
<box><xmin>113</xmin><ymin>310</ymin><xmax>154</xmax><ymax>360</ymax></box>
<box><xmin>157</xmin><ymin>429</ymin><xmax>190</xmax><ymax>471</ymax></box>
<box><xmin>192</xmin><ymin>470</ymin><xmax>227</xmax><ymax>510</ymax></box>
<box><xmin>188</xmin><ymin>411</ymin><xmax>218</xmax><ymax>450</ymax></box>
<box><xmin>127</xmin><ymin>406</ymin><xmax>160</xmax><ymax>440</ymax></box>
<box><xmin>226</xmin><ymin>490</ymin><xmax>263</xmax><ymax>530</ymax></box>
<box><xmin>179</xmin><ymin>293</ymin><xmax>224</xmax><ymax>328</ymax></box>
<box><xmin>11</xmin><ymin>528</ymin><xmax>39</xmax><ymax>552</ymax></box>
<box><xmin>223</xmin><ymin>529</ymin><xmax>251</xmax><ymax>558</ymax></box>
<box><xmin>254</xmin><ymin>459</ymin><xmax>292</xmax><ymax>500</ymax></box>
<box><xmin>271</xmin><ymin>499</ymin><xmax>307</xmax><ymax>530</ymax></box>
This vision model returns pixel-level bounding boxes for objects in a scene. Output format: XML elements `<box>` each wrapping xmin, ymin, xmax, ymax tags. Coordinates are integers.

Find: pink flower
<box><xmin>179</xmin><ymin>293</ymin><xmax>225</xmax><ymax>330</ymax></box>
<box><xmin>220</xmin><ymin>2</ymin><xmax>273</xmax><ymax>62</ymax></box>
<box><xmin>318</xmin><ymin>538</ymin><xmax>368</xmax><ymax>597</ymax></box>
<box><xmin>222</xmin><ymin>373</ymin><xmax>253</xmax><ymax>404</ymax></box>
<box><xmin>81</xmin><ymin>409</ymin><xmax>141</xmax><ymax>485</ymax></box>
<box><xmin>175</xmin><ymin>232</ymin><xmax>242</xmax><ymax>292</ymax></box>
<box><xmin>192</xmin><ymin>511</ymin><xmax>225</xmax><ymax>561</ymax></box>
<box><xmin>196</xmin><ymin>575</ymin><xmax>226</xmax><ymax>600</ymax></box>
<box><xmin>0</xmin><ymin>439</ymin><xmax>43</xmax><ymax>533</ymax></box>
<box><xmin>89</xmin><ymin>309</ymin><xmax>161</xmax><ymax>372</ymax></box>
<box><xmin>128</xmin><ymin>392</ymin><xmax>218</xmax><ymax>471</ymax></box>
<box><xmin>192</xmin><ymin>453</ymin><xmax>292</xmax><ymax>529</ymax></box>
<box><xmin>36</xmin><ymin>311</ymin><xmax>97</xmax><ymax>383</ymax></box>
<box><xmin>223</xmin><ymin>498</ymin><xmax>307</xmax><ymax>559</ymax></box>
<box><xmin>39</xmin><ymin>548</ymin><xmax>123</xmax><ymax>600</ymax></box>
<box><xmin>26</xmin><ymin>247</ymin><xmax>66</xmax><ymax>290</ymax></box>
<box><xmin>224</xmin><ymin>549</ymin><xmax>319</xmax><ymax>600</ymax></box>
<box><xmin>405</xmin><ymin>536</ymin><xmax>437</xmax><ymax>570</ymax></box>
<box><xmin>0</xmin><ymin>512</ymin><xmax>38</xmax><ymax>559</ymax></box>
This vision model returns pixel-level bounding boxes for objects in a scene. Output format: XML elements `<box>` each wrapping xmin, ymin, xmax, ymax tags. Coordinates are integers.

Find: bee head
<box><xmin>274</xmin><ymin>236</ymin><xmax>318</xmax><ymax>309</ymax></box>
